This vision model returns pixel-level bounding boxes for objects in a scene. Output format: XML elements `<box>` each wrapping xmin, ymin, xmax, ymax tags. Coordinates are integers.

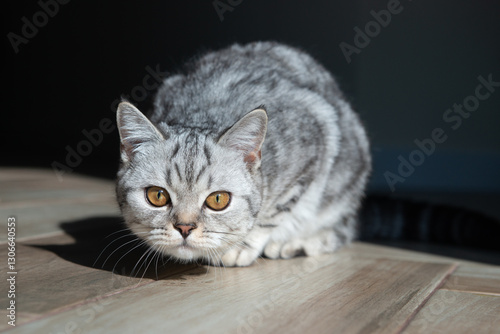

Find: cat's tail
<box><xmin>358</xmin><ymin>195</ymin><xmax>500</xmax><ymax>250</ymax></box>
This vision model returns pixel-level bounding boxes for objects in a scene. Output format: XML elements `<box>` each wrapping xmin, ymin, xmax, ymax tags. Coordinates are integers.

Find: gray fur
<box><xmin>116</xmin><ymin>41</ymin><xmax>371</xmax><ymax>267</ymax></box>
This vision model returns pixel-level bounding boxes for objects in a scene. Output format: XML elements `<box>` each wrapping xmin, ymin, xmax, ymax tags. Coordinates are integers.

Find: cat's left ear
<box><xmin>218</xmin><ymin>108</ymin><xmax>268</xmax><ymax>170</ymax></box>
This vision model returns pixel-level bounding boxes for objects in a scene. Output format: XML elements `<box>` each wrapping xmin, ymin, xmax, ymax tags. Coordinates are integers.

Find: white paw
<box><xmin>263</xmin><ymin>231</ymin><xmax>342</xmax><ymax>260</ymax></box>
<box><xmin>263</xmin><ymin>241</ymin><xmax>282</xmax><ymax>259</ymax></box>
<box><xmin>280</xmin><ymin>240</ymin><xmax>304</xmax><ymax>258</ymax></box>
<box><xmin>221</xmin><ymin>247</ymin><xmax>260</xmax><ymax>267</ymax></box>
<box><xmin>264</xmin><ymin>240</ymin><xmax>303</xmax><ymax>259</ymax></box>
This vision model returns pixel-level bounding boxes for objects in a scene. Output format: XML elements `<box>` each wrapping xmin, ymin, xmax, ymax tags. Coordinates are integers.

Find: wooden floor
<box><xmin>1</xmin><ymin>168</ymin><xmax>499</xmax><ymax>333</ymax></box>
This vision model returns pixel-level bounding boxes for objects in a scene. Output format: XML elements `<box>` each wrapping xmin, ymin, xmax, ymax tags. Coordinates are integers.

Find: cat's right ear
<box><xmin>116</xmin><ymin>102</ymin><xmax>165</xmax><ymax>162</ymax></box>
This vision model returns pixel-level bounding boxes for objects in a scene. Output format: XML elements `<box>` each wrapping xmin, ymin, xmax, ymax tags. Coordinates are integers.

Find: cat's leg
<box><xmin>220</xmin><ymin>227</ymin><xmax>272</xmax><ymax>267</ymax></box>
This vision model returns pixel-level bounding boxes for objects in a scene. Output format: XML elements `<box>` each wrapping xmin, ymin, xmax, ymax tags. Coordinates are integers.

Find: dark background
<box><xmin>3</xmin><ymin>0</ymin><xmax>500</xmax><ymax>218</ymax></box>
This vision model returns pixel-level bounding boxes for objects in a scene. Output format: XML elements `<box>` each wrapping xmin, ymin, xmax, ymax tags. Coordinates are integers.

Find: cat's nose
<box><xmin>174</xmin><ymin>223</ymin><xmax>197</xmax><ymax>239</ymax></box>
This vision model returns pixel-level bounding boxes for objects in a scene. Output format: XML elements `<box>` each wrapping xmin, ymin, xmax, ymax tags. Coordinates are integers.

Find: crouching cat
<box><xmin>115</xmin><ymin>41</ymin><xmax>371</xmax><ymax>267</ymax></box>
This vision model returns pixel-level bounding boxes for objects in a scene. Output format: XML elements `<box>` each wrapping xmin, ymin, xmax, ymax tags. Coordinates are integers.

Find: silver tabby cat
<box><xmin>116</xmin><ymin>41</ymin><xmax>371</xmax><ymax>267</ymax></box>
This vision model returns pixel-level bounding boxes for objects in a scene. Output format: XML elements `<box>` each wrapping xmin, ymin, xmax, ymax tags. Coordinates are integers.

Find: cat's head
<box><xmin>115</xmin><ymin>102</ymin><xmax>267</xmax><ymax>264</ymax></box>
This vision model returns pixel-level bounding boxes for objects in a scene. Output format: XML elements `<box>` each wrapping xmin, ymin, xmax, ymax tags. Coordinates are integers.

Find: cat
<box><xmin>115</xmin><ymin>41</ymin><xmax>371</xmax><ymax>267</ymax></box>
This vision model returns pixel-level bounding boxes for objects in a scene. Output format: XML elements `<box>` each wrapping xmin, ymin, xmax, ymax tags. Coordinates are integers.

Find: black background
<box><xmin>3</xmin><ymin>0</ymin><xmax>500</xmax><ymax>198</ymax></box>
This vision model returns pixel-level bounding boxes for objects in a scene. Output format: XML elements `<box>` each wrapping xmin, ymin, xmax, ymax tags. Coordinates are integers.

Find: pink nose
<box><xmin>174</xmin><ymin>223</ymin><xmax>197</xmax><ymax>239</ymax></box>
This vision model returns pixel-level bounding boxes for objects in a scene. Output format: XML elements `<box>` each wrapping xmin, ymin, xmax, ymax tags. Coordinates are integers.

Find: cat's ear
<box><xmin>116</xmin><ymin>101</ymin><xmax>165</xmax><ymax>162</ymax></box>
<box><xmin>218</xmin><ymin>108</ymin><xmax>268</xmax><ymax>169</ymax></box>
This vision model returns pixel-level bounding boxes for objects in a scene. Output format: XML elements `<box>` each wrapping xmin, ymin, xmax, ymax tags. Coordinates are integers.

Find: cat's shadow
<box><xmin>30</xmin><ymin>216</ymin><xmax>202</xmax><ymax>280</ymax></box>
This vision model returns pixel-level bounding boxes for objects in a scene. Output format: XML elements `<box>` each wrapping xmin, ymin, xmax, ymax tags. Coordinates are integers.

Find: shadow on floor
<box><xmin>31</xmin><ymin>215</ymin><xmax>500</xmax><ymax>278</ymax></box>
<box><xmin>30</xmin><ymin>216</ymin><xmax>205</xmax><ymax>280</ymax></box>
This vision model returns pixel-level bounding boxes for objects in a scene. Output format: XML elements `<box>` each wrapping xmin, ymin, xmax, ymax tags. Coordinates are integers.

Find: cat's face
<box><xmin>115</xmin><ymin>102</ymin><xmax>267</xmax><ymax>264</ymax></box>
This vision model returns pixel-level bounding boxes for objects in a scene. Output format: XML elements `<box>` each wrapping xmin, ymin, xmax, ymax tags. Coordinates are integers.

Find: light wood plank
<box><xmin>348</xmin><ymin>242</ymin><xmax>493</xmax><ymax>266</ymax></box>
<box><xmin>452</xmin><ymin>263</ymin><xmax>500</xmax><ymax>280</ymax></box>
<box><xmin>12</xmin><ymin>252</ymin><xmax>455</xmax><ymax>334</ymax></box>
<box><xmin>0</xmin><ymin>311</ymin><xmax>39</xmax><ymax>331</ymax></box>
<box><xmin>0</xmin><ymin>204</ymin><xmax>119</xmax><ymax>240</ymax></box>
<box><xmin>441</xmin><ymin>276</ymin><xmax>500</xmax><ymax>296</ymax></box>
<box><xmin>0</xmin><ymin>168</ymin><xmax>60</xmax><ymax>182</ymax></box>
<box><xmin>350</xmin><ymin>243</ymin><xmax>500</xmax><ymax>285</ymax></box>
<box><xmin>0</xmin><ymin>168</ymin><xmax>119</xmax><ymax>240</ymax></box>
<box><xmin>0</xmin><ymin>168</ymin><xmax>115</xmax><ymax>201</ymax></box>
<box><xmin>403</xmin><ymin>290</ymin><xmax>500</xmax><ymax>334</ymax></box>
<box><xmin>0</xmin><ymin>220</ymin><xmax>198</xmax><ymax>330</ymax></box>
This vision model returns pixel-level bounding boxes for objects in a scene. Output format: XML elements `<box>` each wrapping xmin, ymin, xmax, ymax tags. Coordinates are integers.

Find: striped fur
<box><xmin>116</xmin><ymin>42</ymin><xmax>371</xmax><ymax>266</ymax></box>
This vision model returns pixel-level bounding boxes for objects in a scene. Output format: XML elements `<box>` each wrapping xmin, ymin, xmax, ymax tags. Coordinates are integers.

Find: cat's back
<box><xmin>151</xmin><ymin>41</ymin><xmax>342</xmax><ymax>133</ymax></box>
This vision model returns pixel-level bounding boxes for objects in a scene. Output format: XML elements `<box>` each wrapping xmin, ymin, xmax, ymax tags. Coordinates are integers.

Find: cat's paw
<box><xmin>220</xmin><ymin>247</ymin><xmax>260</xmax><ymax>267</ymax></box>
<box><xmin>264</xmin><ymin>230</ymin><xmax>343</xmax><ymax>259</ymax></box>
<box><xmin>264</xmin><ymin>240</ymin><xmax>303</xmax><ymax>259</ymax></box>
<box><xmin>220</xmin><ymin>227</ymin><xmax>271</xmax><ymax>266</ymax></box>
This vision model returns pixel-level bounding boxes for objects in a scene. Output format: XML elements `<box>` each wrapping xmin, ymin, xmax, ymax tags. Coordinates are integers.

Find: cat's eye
<box><xmin>205</xmin><ymin>191</ymin><xmax>231</xmax><ymax>211</ymax></box>
<box><xmin>145</xmin><ymin>186</ymin><xmax>170</xmax><ymax>207</ymax></box>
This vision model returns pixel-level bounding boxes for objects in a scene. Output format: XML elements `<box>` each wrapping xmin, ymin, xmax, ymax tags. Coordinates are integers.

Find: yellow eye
<box><xmin>205</xmin><ymin>191</ymin><xmax>231</xmax><ymax>211</ymax></box>
<box><xmin>145</xmin><ymin>187</ymin><xmax>170</xmax><ymax>207</ymax></box>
